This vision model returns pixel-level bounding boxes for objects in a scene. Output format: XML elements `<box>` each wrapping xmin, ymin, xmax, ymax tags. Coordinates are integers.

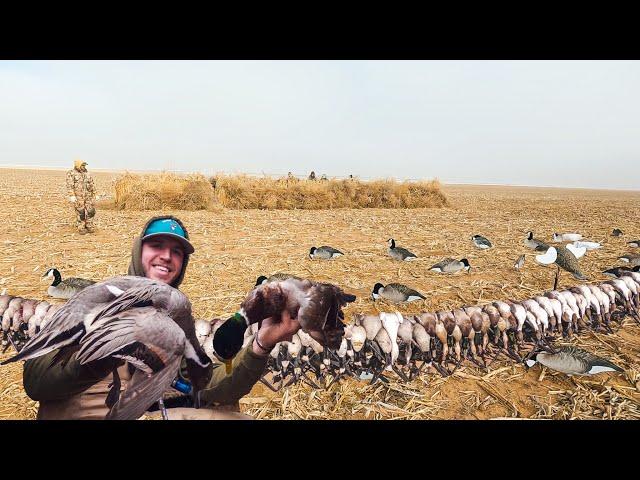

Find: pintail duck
<box><xmin>430</xmin><ymin>258</ymin><xmax>471</xmax><ymax>274</ymax></box>
<box><xmin>552</xmin><ymin>233</ymin><xmax>583</xmax><ymax>243</ymax></box>
<box><xmin>255</xmin><ymin>273</ymin><xmax>302</xmax><ymax>286</ymax></box>
<box><xmin>619</xmin><ymin>254</ymin><xmax>640</xmax><ymax>266</ymax></box>
<box><xmin>525</xmin><ymin>346</ymin><xmax>624</xmax><ymax>376</ymax></box>
<box><xmin>387</xmin><ymin>238</ymin><xmax>417</xmax><ymax>261</ymax></box>
<box><xmin>524</xmin><ymin>231</ymin><xmax>549</xmax><ymax>251</ymax></box>
<box><xmin>43</xmin><ymin>268</ymin><xmax>96</xmax><ymax>299</ymax></box>
<box><xmin>371</xmin><ymin>283</ymin><xmax>426</xmax><ymax>303</ymax></box>
<box><xmin>471</xmin><ymin>235</ymin><xmax>492</xmax><ymax>249</ymax></box>
<box><xmin>309</xmin><ymin>246</ymin><xmax>344</xmax><ymax>260</ymax></box>
<box><xmin>2</xmin><ymin>275</ymin><xmax>212</xmax><ymax>420</ymax></box>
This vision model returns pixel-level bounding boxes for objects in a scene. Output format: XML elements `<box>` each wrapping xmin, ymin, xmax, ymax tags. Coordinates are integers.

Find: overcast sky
<box><xmin>1</xmin><ymin>60</ymin><xmax>638</xmax><ymax>189</ymax></box>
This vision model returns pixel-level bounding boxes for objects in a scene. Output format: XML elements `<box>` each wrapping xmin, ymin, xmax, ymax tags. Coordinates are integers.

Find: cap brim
<box><xmin>142</xmin><ymin>233</ymin><xmax>195</xmax><ymax>254</ymax></box>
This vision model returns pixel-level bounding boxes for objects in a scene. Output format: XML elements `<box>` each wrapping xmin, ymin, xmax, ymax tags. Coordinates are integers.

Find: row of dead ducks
<box><xmin>2</xmin><ymin>271</ymin><xmax>638</xmax><ymax>388</ymax></box>
<box><xmin>220</xmin><ymin>272</ymin><xmax>638</xmax><ymax>390</ymax></box>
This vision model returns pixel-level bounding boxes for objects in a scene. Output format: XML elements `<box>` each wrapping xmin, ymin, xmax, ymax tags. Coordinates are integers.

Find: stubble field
<box><xmin>1</xmin><ymin>168</ymin><xmax>639</xmax><ymax>420</ymax></box>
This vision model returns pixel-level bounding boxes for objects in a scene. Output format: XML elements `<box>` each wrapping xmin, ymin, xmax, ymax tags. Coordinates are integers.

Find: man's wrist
<box><xmin>252</xmin><ymin>331</ymin><xmax>273</xmax><ymax>357</ymax></box>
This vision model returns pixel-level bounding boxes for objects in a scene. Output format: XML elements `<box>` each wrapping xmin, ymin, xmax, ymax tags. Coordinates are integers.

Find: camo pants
<box><xmin>73</xmin><ymin>200</ymin><xmax>96</xmax><ymax>232</ymax></box>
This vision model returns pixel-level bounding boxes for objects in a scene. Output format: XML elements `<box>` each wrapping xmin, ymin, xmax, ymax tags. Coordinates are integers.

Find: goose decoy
<box><xmin>535</xmin><ymin>245</ymin><xmax>588</xmax><ymax>281</ymax></box>
<box><xmin>627</xmin><ymin>240</ymin><xmax>640</xmax><ymax>248</ymax></box>
<box><xmin>514</xmin><ymin>255</ymin><xmax>525</xmax><ymax>270</ymax></box>
<box><xmin>371</xmin><ymin>283</ymin><xmax>426</xmax><ymax>303</ymax></box>
<box><xmin>524</xmin><ymin>231</ymin><xmax>549</xmax><ymax>251</ymax></box>
<box><xmin>2</xmin><ymin>275</ymin><xmax>213</xmax><ymax>420</ymax></box>
<box><xmin>570</xmin><ymin>240</ymin><xmax>601</xmax><ymax>251</ymax></box>
<box><xmin>430</xmin><ymin>258</ymin><xmax>471</xmax><ymax>274</ymax></box>
<box><xmin>309</xmin><ymin>246</ymin><xmax>344</xmax><ymax>260</ymax></box>
<box><xmin>552</xmin><ymin>233</ymin><xmax>583</xmax><ymax>243</ymax></box>
<box><xmin>612</xmin><ymin>228</ymin><xmax>623</xmax><ymax>237</ymax></box>
<box><xmin>603</xmin><ymin>265</ymin><xmax>640</xmax><ymax>278</ymax></box>
<box><xmin>619</xmin><ymin>254</ymin><xmax>640</xmax><ymax>266</ymax></box>
<box><xmin>214</xmin><ymin>278</ymin><xmax>356</xmax><ymax>360</ymax></box>
<box><xmin>43</xmin><ymin>267</ymin><xmax>96</xmax><ymax>299</ymax></box>
<box><xmin>525</xmin><ymin>346</ymin><xmax>624</xmax><ymax>376</ymax></box>
<box><xmin>255</xmin><ymin>273</ymin><xmax>302</xmax><ymax>286</ymax></box>
<box><xmin>387</xmin><ymin>238</ymin><xmax>417</xmax><ymax>261</ymax></box>
<box><xmin>471</xmin><ymin>235</ymin><xmax>492</xmax><ymax>249</ymax></box>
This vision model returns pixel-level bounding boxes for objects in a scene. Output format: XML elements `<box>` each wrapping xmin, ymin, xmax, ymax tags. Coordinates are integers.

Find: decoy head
<box><xmin>255</xmin><ymin>275</ymin><xmax>268</xmax><ymax>286</ymax></box>
<box><xmin>387</xmin><ymin>238</ymin><xmax>395</xmax><ymax>248</ymax></box>
<box><xmin>460</xmin><ymin>259</ymin><xmax>471</xmax><ymax>272</ymax></box>
<box><xmin>309</xmin><ymin>247</ymin><xmax>317</xmax><ymax>259</ymax></box>
<box><xmin>371</xmin><ymin>283</ymin><xmax>384</xmax><ymax>300</ymax></box>
<box><xmin>526</xmin><ymin>231</ymin><xmax>533</xmax><ymax>240</ymax></box>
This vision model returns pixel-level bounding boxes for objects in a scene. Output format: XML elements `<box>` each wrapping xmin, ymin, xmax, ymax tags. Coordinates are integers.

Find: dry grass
<box><xmin>0</xmin><ymin>168</ymin><xmax>639</xmax><ymax>419</ymax></box>
<box><xmin>114</xmin><ymin>172</ymin><xmax>218</xmax><ymax>211</ymax></box>
<box><xmin>211</xmin><ymin>174</ymin><xmax>449</xmax><ymax>209</ymax></box>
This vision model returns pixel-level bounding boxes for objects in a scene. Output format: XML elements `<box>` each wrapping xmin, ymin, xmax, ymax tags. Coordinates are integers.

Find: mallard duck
<box><xmin>309</xmin><ymin>246</ymin><xmax>344</xmax><ymax>260</ymax></box>
<box><xmin>430</xmin><ymin>258</ymin><xmax>471</xmax><ymax>273</ymax></box>
<box><xmin>43</xmin><ymin>268</ymin><xmax>96</xmax><ymax>299</ymax></box>
<box><xmin>525</xmin><ymin>346</ymin><xmax>624</xmax><ymax>376</ymax></box>
<box><xmin>387</xmin><ymin>238</ymin><xmax>417</xmax><ymax>261</ymax></box>
<box><xmin>471</xmin><ymin>235</ymin><xmax>492</xmax><ymax>249</ymax></box>
<box><xmin>371</xmin><ymin>283</ymin><xmax>426</xmax><ymax>303</ymax></box>
<box><xmin>2</xmin><ymin>275</ymin><xmax>212</xmax><ymax>420</ymax></box>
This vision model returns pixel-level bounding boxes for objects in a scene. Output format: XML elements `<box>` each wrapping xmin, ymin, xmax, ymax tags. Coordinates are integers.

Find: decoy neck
<box><xmin>44</xmin><ymin>268</ymin><xmax>62</xmax><ymax>286</ymax></box>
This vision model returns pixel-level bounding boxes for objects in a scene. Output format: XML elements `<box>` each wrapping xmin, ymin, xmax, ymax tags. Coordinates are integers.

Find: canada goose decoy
<box><xmin>2</xmin><ymin>276</ymin><xmax>213</xmax><ymax>420</ymax></box>
<box><xmin>255</xmin><ymin>273</ymin><xmax>302</xmax><ymax>286</ymax></box>
<box><xmin>552</xmin><ymin>233</ymin><xmax>583</xmax><ymax>243</ymax></box>
<box><xmin>430</xmin><ymin>258</ymin><xmax>471</xmax><ymax>274</ymax></box>
<box><xmin>627</xmin><ymin>240</ymin><xmax>640</xmax><ymax>248</ymax></box>
<box><xmin>371</xmin><ymin>283</ymin><xmax>426</xmax><ymax>303</ymax></box>
<box><xmin>535</xmin><ymin>245</ymin><xmax>588</xmax><ymax>281</ymax></box>
<box><xmin>612</xmin><ymin>228</ymin><xmax>623</xmax><ymax>237</ymax></box>
<box><xmin>471</xmin><ymin>235</ymin><xmax>492</xmax><ymax>249</ymax></box>
<box><xmin>524</xmin><ymin>231</ymin><xmax>549</xmax><ymax>251</ymax></box>
<box><xmin>603</xmin><ymin>265</ymin><xmax>640</xmax><ymax>278</ymax></box>
<box><xmin>525</xmin><ymin>346</ymin><xmax>624</xmax><ymax>376</ymax></box>
<box><xmin>43</xmin><ymin>267</ymin><xmax>96</xmax><ymax>299</ymax></box>
<box><xmin>387</xmin><ymin>238</ymin><xmax>417</xmax><ymax>261</ymax></box>
<box><xmin>619</xmin><ymin>254</ymin><xmax>640</xmax><ymax>266</ymax></box>
<box><xmin>309</xmin><ymin>246</ymin><xmax>344</xmax><ymax>260</ymax></box>
<box><xmin>514</xmin><ymin>255</ymin><xmax>525</xmax><ymax>270</ymax></box>
<box><xmin>214</xmin><ymin>278</ymin><xmax>356</xmax><ymax>360</ymax></box>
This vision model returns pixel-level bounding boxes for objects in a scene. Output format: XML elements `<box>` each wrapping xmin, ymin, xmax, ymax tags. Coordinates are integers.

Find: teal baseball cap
<box><xmin>142</xmin><ymin>218</ymin><xmax>195</xmax><ymax>254</ymax></box>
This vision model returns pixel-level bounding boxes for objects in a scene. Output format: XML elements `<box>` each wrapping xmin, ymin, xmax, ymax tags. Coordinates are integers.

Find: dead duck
<box><xmin>371</xmin><ymin>283</ymin><xmax>426</xmax><ymax>303</ymax></box>
<box><xmin>471</xmin><ymin>235</ymin><xmax>492</xmax><ymax>249</ymax></box>
<box><xmin>430</xmin><ymin>258</ymin><xmax>471</xmax><ymax>274</ymax></box>
<box><xmin>525</xmin><ymin>346</ymin><xmax>624</xmax><ymax>376</ymax></box>
<box><xmin>2</xmin><ymin>275</ymin><xmax>213</xmax><ymax>420</ymax></box>
<box><xmin>43</xmin><ymin>268</ymin><xmax>96</xmax><ymax>299</ymax></box>
<box><xmin>603</xmin><ymin>265</ymin><xmax>640</xmax><ymax>278</ymax></box>
<box><xmin>387</xmin><ymin>238</ymin><xmax>418</xmax><ymax>261</ymax></box>
<box><xmin>309</xmin><ymin>246</ymin><xmax>344</xmax><ymax>260</ymax></box>
<box><xmin>255</xmin><ymin>273</ymin><xmax>302</xmax><ymax>286</ymax></box>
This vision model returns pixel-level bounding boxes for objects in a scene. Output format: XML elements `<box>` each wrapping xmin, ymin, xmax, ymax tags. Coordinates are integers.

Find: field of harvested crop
<box><xmin>1</xmin><ymin>168</ymin><xmax>639</xmax><ymax>420</ymax></box>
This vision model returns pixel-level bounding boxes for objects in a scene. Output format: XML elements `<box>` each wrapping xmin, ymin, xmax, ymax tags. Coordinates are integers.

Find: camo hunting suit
<box><xmin>66</xmin><ymin>168</ymin><xmax>96</xmax><ymax>232</ymax></box>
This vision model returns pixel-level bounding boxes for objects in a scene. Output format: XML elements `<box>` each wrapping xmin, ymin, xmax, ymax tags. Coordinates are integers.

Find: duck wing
<box><xmin>395</xmin><ymin>247</ymin><xmax>417</xmax><ymax>258</ymax></box>
<box><xmin>387</xmin><ymin>283</ymin><xmax>425</xmax><ymax>299</ymax></box>
<box><xmin>431</xmin><ymin>258</ymin><xmax>455</xmax><ymax>269</ymax></box>
<box><xmin>560</xmin><ymin>346</ymin><xmax>624</xmax><ymax>373</ymax></box>
<box><xmin>320</xmin><ymin>246</ymin><xmax>343</xmax><ymax>255</ymax></box>
<box><xmin>67</xmin><ymin>277</ymin><xmax>97</xmax><ymax>289</ymax></box>
<box><xmin>106</xmin><ymin>355</ymin><xmax>182</xmax><ymax>420</ymax></box>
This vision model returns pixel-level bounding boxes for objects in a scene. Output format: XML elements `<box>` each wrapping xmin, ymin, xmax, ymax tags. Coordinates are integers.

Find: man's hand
<box><xmin>68</xmin><ymin>195</ymin><xmax>77</xmax><ymax>203</ymax></box>
<box><xmin>252</xmin><ymin>310</ymin><xmax>301</xmax><ymax>357</ymax></box>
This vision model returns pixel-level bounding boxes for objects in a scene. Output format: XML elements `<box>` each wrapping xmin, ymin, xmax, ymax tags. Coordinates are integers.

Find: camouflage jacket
<box><xmin>66</xmin><ymin>169</ymin><xmax>96</xmax><ymax>201</ymax></box>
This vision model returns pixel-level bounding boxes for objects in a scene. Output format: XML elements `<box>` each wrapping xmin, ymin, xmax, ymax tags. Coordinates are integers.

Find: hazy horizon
<box><xmin>1</xmin><ymin>60</ymin><xmax>639</xmax><ymax>189</ymax></box>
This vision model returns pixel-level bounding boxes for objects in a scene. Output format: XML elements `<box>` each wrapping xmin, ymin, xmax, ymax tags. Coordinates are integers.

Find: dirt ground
<box><xmin>1</xmin><ymin>168</ymin><xmax>639</xmax><ymax>419</ymax></box>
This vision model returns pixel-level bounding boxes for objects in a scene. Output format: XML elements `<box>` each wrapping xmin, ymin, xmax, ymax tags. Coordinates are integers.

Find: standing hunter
<box><xmin>66</xmin><ymin>159</ymin><xmax>96</xmax><ymax>234</ymax></box>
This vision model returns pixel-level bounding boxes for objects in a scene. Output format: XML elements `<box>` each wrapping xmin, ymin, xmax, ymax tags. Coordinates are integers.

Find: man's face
<box><xmin>141</xmin><ymin>236</ymin><xmax>185</xmax><ymax>285</ymax></box>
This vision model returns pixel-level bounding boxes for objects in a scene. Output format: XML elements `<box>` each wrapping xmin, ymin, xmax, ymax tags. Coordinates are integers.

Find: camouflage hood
<box><xmin>127</xmin><ymin>215</ymin><xmax>192</xmax><ymax>289</ymax></box>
